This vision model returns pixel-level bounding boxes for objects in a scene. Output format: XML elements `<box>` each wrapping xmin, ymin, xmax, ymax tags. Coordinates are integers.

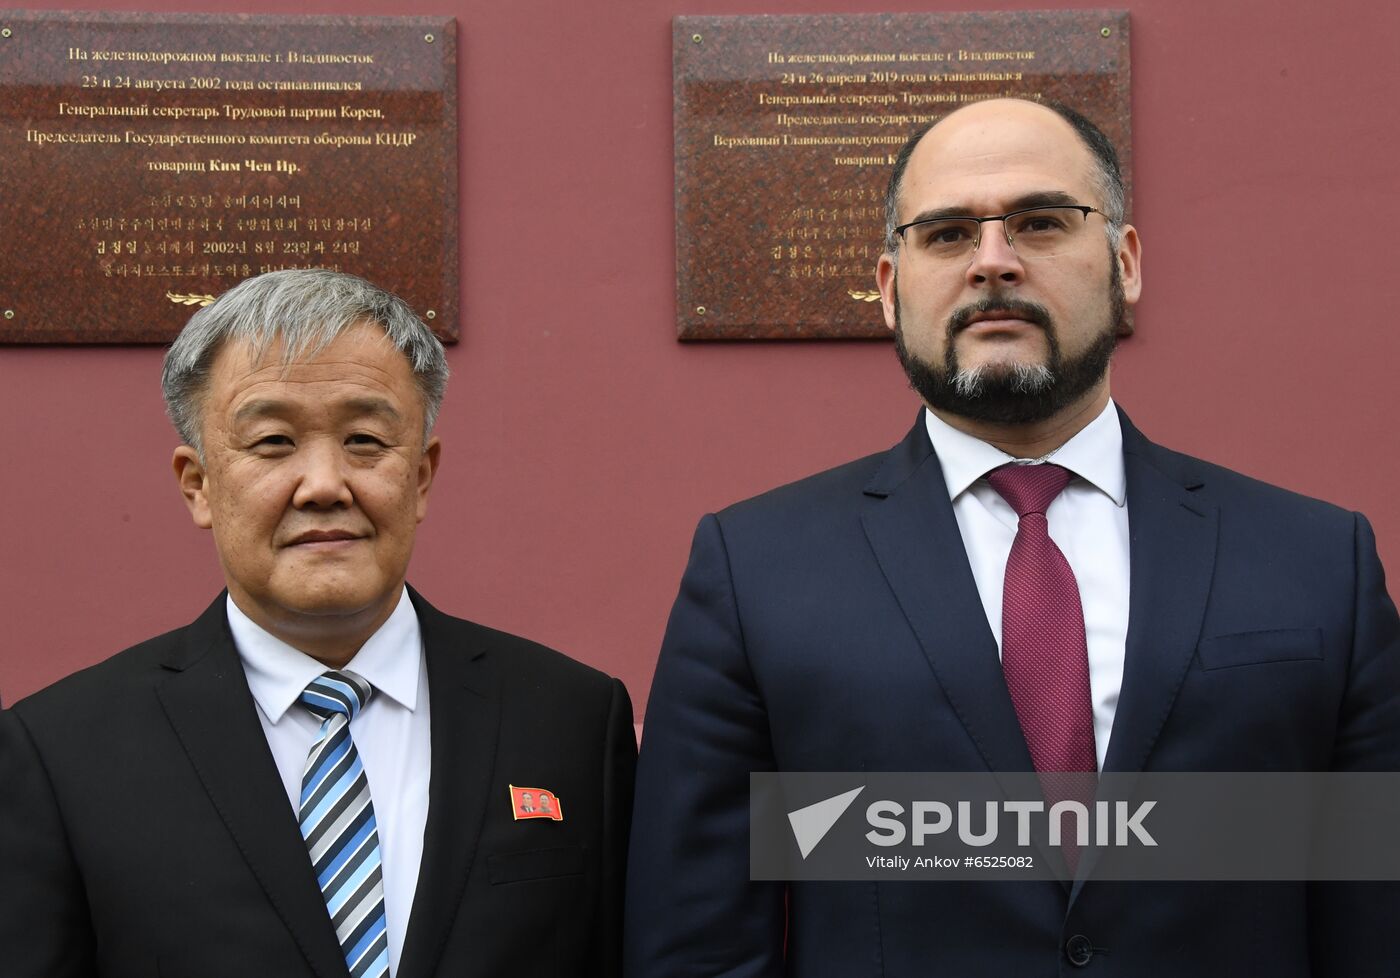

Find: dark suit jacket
<box><xmin>1</xmin><ymin>588</ymin><xmax>636</xmax><ymax>978</ymax></box>
<box><xmin>625</xmin><ymin>410</ymin><xmax>1400</xmax><ymax>977</ymax></box>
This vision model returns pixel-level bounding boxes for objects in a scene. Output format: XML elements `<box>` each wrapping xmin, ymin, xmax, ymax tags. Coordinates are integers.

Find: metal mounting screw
<box><xmin>424</xmin><ymin>33</ymin><xmax>435</xmax><ymax>43</ymax></box>
<box><xmin>1100</xmin><ymin>27</ymin><xmax>1112</xmax><ymax>37</ymax></box>
<box><xmin>695</xmin><ymin>306</ymin><xmax>707</xmax><ymax>315</ymax></box>
<box><xmin>425</xmin><ymin>309</ymin><xmax>437</xmax><ymax>319</ymax></box>
<box><xmin>3</xmin><ymin>309</ymin><xmax>14</xmax><ymax>319</ymax></box>
<box><xmin>692</xmin><ymin>33</ymin><xmax>703</xmax><ymax>44</ymax></box>
<box><xmin>1</xmin><ymin>28</ymin><xmax>12</xmax><ymax>39</ymax></box>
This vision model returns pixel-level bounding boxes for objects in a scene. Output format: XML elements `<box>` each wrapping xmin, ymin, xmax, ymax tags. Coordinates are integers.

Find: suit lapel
<box><xmin>1103</xmin><ymin>415</ymin><xmax>1218</xmax><ymax>776</ymax></box>
<box><xmin>1071</xmin><ymin>411</ymin><xmax>1219</xmax><ymax>899</ymax></box>
<box><xmin>156</xmin><ymin>596</ymin><xmax>348</xmax><ymax>978</ymax></box>
<box><xmin>860</xmin><ymin>419</ymin><xmax>1036</xmax><ymax>775</ymax></box>
<box><xmin>396</xmin><ymin>589</ymin><xmax>502</xmax><ymax>978</ymax></box>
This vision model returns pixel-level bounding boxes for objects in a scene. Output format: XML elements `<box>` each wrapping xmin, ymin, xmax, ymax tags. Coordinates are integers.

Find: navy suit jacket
<box><xmin>1</xmin><ymin>588</ymin><xmax>636</xmax><ymax>978</ymax></box>
<box><xmin>626</xmin><ymin>410</ymin><xmax>1400</xmax><ymax>977</ymax></box>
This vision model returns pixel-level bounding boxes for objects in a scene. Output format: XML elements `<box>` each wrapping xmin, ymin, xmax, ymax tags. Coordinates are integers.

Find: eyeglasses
<box><xmin>894</xmin><ymin>205</ymin><xmax>1106</xmax><ymax>262</ymax></box>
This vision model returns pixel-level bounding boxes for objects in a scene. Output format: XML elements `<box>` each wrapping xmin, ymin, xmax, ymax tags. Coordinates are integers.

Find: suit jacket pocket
<box><xmin>1197</xmin><ymin>627</ymin><xmax>1323</xmax><ymax>671</ymax></box>
<box><xmin>488</xmin><ymin>846</ymin><xmax>584</xmax><ymax>884</ymax></box>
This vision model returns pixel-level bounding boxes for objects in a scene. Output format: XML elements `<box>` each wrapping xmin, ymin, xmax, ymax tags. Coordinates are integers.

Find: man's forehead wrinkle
<box><xmin>270</xmin><ymin>359</ymin><xmax>401</xmax><ymax>387</ymax></box>
<box><xmin>217</xmin><ymin>345</ymin><xmax>407</xmax><ymax>408</ymax></box>
<box><xmin>229</xmin><ymin>390</ymin><xmax>403</xmax><ymax>425</ymax></box>
<box><xmin>230</xmin><ymin>397</ymin><xmax>290</xmax><ymax>425</ymax></box>
<box><xmin>341</xmin><ymin>396</ymin><xmax>404</xmax><ymax>422</ymax></box>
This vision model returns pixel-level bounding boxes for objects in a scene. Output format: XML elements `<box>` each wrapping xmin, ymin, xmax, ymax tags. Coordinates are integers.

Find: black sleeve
<box><xmin>0</xmin><ymin>706</ymin><xmax>98</xmax><ymax>977</ymax></box>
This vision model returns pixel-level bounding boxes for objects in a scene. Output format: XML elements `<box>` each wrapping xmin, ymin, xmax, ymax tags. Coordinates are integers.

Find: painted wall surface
<box><xmin>3</xmin><ymin>0</ymin><xmax>1397</xmax><ymax>715</ymax></box>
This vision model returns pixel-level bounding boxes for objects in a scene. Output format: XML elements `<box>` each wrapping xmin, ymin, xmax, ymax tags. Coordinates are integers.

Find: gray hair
<box><xmin>951</xmin><ymin>362</ymin><xmax>1054</xmax><ymax>399</ymax></box>
<box><xmin>161</xmin><ymin>268</ymin><xmax>448</xmax><ymax>454</ymax></box>
<box><xmin>882</xmin><ymin>99</ymin><xmax>1126</xmax><ymax>263</ymax></box>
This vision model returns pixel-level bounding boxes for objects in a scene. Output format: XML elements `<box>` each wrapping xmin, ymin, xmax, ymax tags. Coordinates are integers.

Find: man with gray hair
<box><xmin>1</xmin><ymin>269</ymin><xmax>635</xmax><ymax>978</ymax></box>
<box><xmin>627</xmin><ymin>98</ymin><xmax>1400</xmax><ymax>974</ymax></box>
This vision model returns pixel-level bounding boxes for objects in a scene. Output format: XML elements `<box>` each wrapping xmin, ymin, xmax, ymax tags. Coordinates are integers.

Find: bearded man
<box><xmin>624</xmin><ymin>98</ymin><xmax>1400</xmax><ymax>976</ymax></box>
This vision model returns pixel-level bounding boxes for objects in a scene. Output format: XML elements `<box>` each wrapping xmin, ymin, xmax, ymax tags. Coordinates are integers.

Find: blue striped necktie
<box><xmin>298</xmin><ymin>671</ymin><xmax>391</xmax><ymax>978</ymax></box>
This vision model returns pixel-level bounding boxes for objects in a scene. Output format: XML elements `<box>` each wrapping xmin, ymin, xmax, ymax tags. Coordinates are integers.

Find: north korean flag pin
<box><xmin>510</xmin><ymin>784</ymin><xmax>563</xmax><ymax>821</ymax></box>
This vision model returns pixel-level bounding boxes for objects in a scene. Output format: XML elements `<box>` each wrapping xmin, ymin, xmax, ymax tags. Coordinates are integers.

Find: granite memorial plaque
<box><xmin>674</xmin><ymin>10</ymin><xmax>1131</xmax><ymax>340</ymax></box>
<box><xmin>0</xmin><ymin>10</ymin><xmax>458</xmax><ymax>343</ymax></box>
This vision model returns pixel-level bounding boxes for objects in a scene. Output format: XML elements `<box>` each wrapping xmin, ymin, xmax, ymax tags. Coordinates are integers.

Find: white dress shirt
<box><xmin>924</xmin><ymin>400</ymin><xmax>1130</xmax><ymax>770</ymax></box>
<box><xmin>229</xmin><ymin>588</ymin><xmax>431</xmax><ymax>977</ymax></box>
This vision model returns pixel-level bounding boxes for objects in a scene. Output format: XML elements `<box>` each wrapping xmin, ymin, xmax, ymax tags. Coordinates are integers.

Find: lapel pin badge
<box><xmin>510</xmin><ymin>784</ymin><xmax>563</xmax><ymax>821</ymax></box>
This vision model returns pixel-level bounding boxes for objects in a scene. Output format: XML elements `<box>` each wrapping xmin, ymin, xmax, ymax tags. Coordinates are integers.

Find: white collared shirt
<box><xmin>924</xmin><ymin>400</ymin><xmax>1130</xmax><ymax>770</ymax></box>
<box><xmin>230</xmin><ymin>587</ymin><xmax>430</xmax><ymax>977</ymax></box>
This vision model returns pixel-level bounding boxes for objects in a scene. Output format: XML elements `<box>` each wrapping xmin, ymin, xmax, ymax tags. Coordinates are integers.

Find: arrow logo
<box><xmin>787</xmin><ymin>786</ymin><xmax>865</xmax><ymax>859</ymax></box>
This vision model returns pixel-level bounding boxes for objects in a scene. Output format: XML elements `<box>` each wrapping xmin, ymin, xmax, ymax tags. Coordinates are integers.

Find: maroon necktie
<box><xmin>988</xmin><ymin>463</ymin><xmax>1097</xmax><ymax>869</ymax></box>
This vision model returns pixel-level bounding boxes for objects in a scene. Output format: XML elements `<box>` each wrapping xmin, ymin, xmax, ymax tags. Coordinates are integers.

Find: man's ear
<box><xmin>1117</xmin><ymin>224</ymin><xmax>1142</xmax><ymax>306</ymax></box>
<box><xmin>876</xmin><ymin>253</ymin><xmax>898</xmax><ymax>333</ymax></box>
<box><xmin>172</xmin><ymin>446</ymin><xmax>213</xmax><ymax>529</ymax></box>
<box><xmin>415</xmin><ymin>436</ymin><xmax>442</xmax><ymax>523</ymax></box>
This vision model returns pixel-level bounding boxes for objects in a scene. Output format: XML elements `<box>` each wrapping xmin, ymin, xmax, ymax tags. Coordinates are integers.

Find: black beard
<box><xmin>894</xmin><ymin>265</ymin><xmax>1124</xmax><ymax>426</ymax></box>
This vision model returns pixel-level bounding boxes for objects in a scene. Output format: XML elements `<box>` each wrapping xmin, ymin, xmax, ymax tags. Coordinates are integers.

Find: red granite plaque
<box><xmin>0</xmin><ymin>10</ymin><xmax>458</xmax><ymax>344</ymax></box>
<box><xmin>674</xmin><ymin>10</ymin><xmax>1131</xmax><ymax>340</ymax></box>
